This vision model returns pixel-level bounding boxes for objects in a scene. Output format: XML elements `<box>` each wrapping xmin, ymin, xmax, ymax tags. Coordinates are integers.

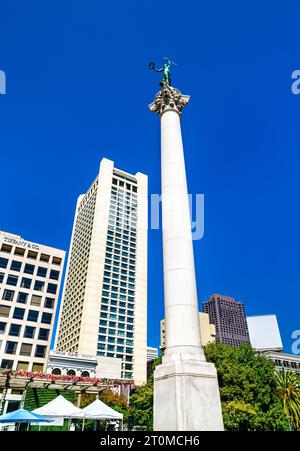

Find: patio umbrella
<box><xmin>0</xmin><ymin>408</ymin><xmax>54</xmax><ymax>430</ymax></box>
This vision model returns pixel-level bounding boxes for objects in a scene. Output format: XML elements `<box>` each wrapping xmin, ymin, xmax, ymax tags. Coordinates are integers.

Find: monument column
<box><xmin>149</xmin><ymin>83</ymin><xmax>224</xmax><ymax>431</ymax></box>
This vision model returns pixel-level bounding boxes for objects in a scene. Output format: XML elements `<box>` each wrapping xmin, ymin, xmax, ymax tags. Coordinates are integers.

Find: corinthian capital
<box><xmin>149</xmin><ymin>82</ymin><xmax>190</xmax><ymax>116</ymax></box>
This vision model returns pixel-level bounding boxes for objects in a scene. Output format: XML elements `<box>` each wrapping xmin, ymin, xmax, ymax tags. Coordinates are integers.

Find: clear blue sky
<box><xmin>0</xmin><ymin>1</ymin><xmax>299</xmax><ymax>353</ymax></box>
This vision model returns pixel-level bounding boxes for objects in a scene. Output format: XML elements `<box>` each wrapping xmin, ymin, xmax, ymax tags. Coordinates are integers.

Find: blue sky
<box><xmin>0</xmin><ymin>1</ymin><xmax>299</xmax><ymax>353</ymax></box>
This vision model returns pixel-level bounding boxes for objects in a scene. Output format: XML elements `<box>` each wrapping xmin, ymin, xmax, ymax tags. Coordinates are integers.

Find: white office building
<box><xmin>0</xmin><ymin>231</ymin><xmax>65</xmax><ymax>414</ymax></box>
<box><xmin>0</xmin><ymin>231</ymin><xmax>65</xmax><ymax>373</ymax></box>
<box><xmin>246</xmin><ymin>315</ymin><xmax>283</xmax><ymax>353</ymax></box>
<box><xmin>55</xmin><ymin>158</ymin><xmax>147</xmax><ymax>385</ymax></box>
<box><xmin>147</xmin><ymin>346</ymin><xmax>158</xmax><ymax>362</ymax></box>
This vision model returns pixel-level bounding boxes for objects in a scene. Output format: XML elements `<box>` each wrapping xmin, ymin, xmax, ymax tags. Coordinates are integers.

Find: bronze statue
<box><xmin>149</xmin><ymin>57</ymin><xmax>177</xmax><ymax>86</ymax></box>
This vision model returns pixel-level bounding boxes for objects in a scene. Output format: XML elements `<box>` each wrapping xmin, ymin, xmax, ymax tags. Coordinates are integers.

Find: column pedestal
<box><xmin>154</xmin><ymin>358</ymin><xmax>223</xmax><ymax>431</ymax></box>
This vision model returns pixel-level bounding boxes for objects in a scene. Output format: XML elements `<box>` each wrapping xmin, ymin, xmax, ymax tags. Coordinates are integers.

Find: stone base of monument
<box><xmin>153</xmin><ymin>356</ymin><xmax>224</xmax><ymax>431</ymax></box>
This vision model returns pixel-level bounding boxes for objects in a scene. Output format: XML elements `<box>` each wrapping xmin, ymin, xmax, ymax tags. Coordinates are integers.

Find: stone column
<box><xmin>149</xmin><ymin>84</ymin><xmax>224</xmax><ymax>431</ymax></box>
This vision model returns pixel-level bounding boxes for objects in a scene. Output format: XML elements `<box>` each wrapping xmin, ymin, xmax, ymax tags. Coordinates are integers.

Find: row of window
<box><xmin>109</xmin><ymin>206</ymin><xmax>137</xmax><ymax>218</ymax></box>
<box><xmin>106</xmin><ymin>247</ymin><xmax>136</xmax><ymax>258</ymax></box>
<box><xmin>111</xmin><ymin>188</ymin><xmax>137</xmax><ymax>199</ymax></box>
<box><xmin>104</xmin><ymin>264</ymin><xmax>135</xmax><ymax>279</ymax></box>
<box><xmin>97</xmin><ymin>343</ymin><xmax>133</xmax><ymax>353</ymax></box>
<box><xmin>0</xmin><ymin>360</ymin><xmax>44</xmax><ymax>372</ymax></box>
<box><xmin>1</xmin><ymin>244</ymin><xmax>62</xmax><ymax>265</ymax></box>
<box><xmin>107</xmin><ymin>229</ymin><xmax>137</xmax><ymax>241</ymax></box>
<box><xmin>112</xmin><ymin>177</ymin><xmax>138</xmax><ymax>192</ymax></box>
<box><xmin>98</xmin><ymin>334</ymin><xmax>133</xmax><ymax>345</ymax></box>
<box><xmin>108</xmin><ymin>216</ymin><xmax>137</xmax><ymax>228</ymax></box>
<box><xmin>0</xmin><ymin>272</ymin><xmax>57</xmax><ymax>293</ymax></box>
<box><xmin>111</xmin><ymin>194</ymin><xmax>137</xmax><ymax>205</ymax></box>
<box><xmin>102</xmin><ymin>284</ymin><xmax>135</xmax><ymax>296</ymax></box>
<box><xmin>0</xmin><ymin>305</ymin><xmax>52</xmax><ymax>323</ymax></box>
<box><xmin>99</xmin><ymin>320</ymin><xmax>134</xmax><ymax>336</ymax></box>
<box><xmin>100</xmin><ymin>306</ymin><xmax>134</xmax><ymax>319</ymax></box>
<box><xmin>51</xmin><ymin>369</ymin><xmax>91</xmax><ymax>377</ymax></box>
<box><xmin>110</xmin><ymin>206</ymin><xmax>137</xmax><ymax>218</ymax></box>
<box><xmin>4</xmin><ymin>341</ymin><xmax>47</xmax><ymax>358</ymax></box>
<box><xmin>0</xmin><ymin>258</ymin><xmax>60</xmax><ymax>279</ymax></box>
<box><xmin>0</xmin><ymin>321</ymin><xmax>50</xmax><ymax>340</ymax></box>
<box><xmin>98</xmin><ymin>334</ymin><xmax>133</xmax><ymax>348</ymax></box>
<box><xmin>1</xmin><ymin>290</ymin><xmax>54</xmax><ymax>308</ymax></box>
<box><xmin>103</xmin><ymin>277</ymin><xmax>134</xmax><ymax>290</ymax></box>
<box><xmin>274</xmin><ymin>359</ymin><xmax>300</xmax><ymax>369</ymax></box>
<box><xmin>99</xmin><ymin>316</ymin><xmax>134</xmax><ymax>328</ymax></box>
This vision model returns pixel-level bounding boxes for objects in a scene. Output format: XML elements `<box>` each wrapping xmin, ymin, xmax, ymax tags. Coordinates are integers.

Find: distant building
<box><xmin>147</xmin><ymin>346</ymin><xmax>158</xmax><ymax>362</ymax></box>
<box><xmin>263</xmin><ymin>351</ymin><xmax>300</xmax><ymax>375</ymax></box>
<box><xmin>160</xmin><ymin>312</ymin><xmax>216</xmax><ymax>351</ymax></box>
<box><xmin>247</xmin><ymin>315</ymin><xmax>283</xmax><ymax>353</ymax></box>
<box><xmin>146</xmin><ymin>346</ymin><xmax>159</xmax><ymax>379</ymax></box>
<box><xmin>203</xmin><ymin>294</ymin><xmax>249</xmax><ymax>347</ymax></box>
<box><xmin>47</xmin><ymin>350</ymin><xmax>122</xmax><ymax>379</ymax></box>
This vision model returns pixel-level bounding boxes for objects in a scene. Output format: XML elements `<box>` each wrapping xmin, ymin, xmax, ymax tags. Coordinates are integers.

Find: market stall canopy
<box><xmin>0</xmin><ymin>408</ymin><xmax>53</xmax><ymax>423</ymax></box>
<box><xmin>82</xmin><ymin>399</ymin><xmax>123</xmax><ymax>420</ymax></box>
<box><xmin>33</xmin><ymin>395</ymin><xmax>84</xmax><ymax>419</ymax></box>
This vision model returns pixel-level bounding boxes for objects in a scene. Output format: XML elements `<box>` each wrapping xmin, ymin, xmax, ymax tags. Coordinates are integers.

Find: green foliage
<box><xmin>275</xmin><ymin>369</ymin><xmax>300</xmax><ymax>430</ymax></box>
<box><xmin>130</xmin><ymin>356</ymin><xmax>162</xmax><ymax>430</ymax></box>
<box><xmin>222</xmin><ymin>400</ymin><xmax>256</xmax><ymax>431</ymax></box>
<box><xmin>204</xmin><ymin>341</ymin><xmax>289</xmax><ymax>431</ymax></box>
<box><xmin>24</xmin><ymin>387</ymin><xmax>75</xmax><ymax>411</ymax></box>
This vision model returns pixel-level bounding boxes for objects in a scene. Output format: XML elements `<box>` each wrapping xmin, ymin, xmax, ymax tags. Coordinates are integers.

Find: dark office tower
<box><xmin>203</xmin><ymin>294</ymin><xmax>250</xmax><ymax>347</ymax></box>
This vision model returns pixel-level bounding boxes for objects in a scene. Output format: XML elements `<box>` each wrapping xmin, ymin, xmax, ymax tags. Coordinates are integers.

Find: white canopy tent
<box><xmin>82</xmin><ymin>399</ymin><xmax>123</xmax><ymax>420</ymax></box>
<box><xmin>33</xmin><ymin>395</ymin><xmax>84</xmax><ymax>419</ymax></box>
<box><xmin>82</xmin><ymin>399</ymin><xmax>123</xmax><ymax>431</ymax></box>
<box><xmin>32</xmin><ymin>395</ymin><xmax>123</xmax><ymax>430</ymax></box>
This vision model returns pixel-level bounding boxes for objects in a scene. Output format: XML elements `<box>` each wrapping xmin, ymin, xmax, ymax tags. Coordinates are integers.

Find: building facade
<box><xmin>147</xmin><ymin>346</ymin><xmax>158</xmax><ymax>362</ymax></box>
<box><xmin>203</xmin><ymin>294</ymin><xmax>249</xmax><ymax>347</ymax></box>
<box><xmin>160</xmin><ymin>312</ymin><xmax>216</xmax><ymax>351</ymax></box>
<box><xmin>247</xmin><ymin>315</ymin><xmax>283</xmax><ymax>353</ymax></box>
<box><xmin>0</xmin><ymin>231</ymin><xmax>65</xmax><ymax>373</ymax></box>
<box><xmin>263</xmin><ymin>351</ymin><xmax>300</xmax><ymax>374</ymax></box>
<box><xmin>55</xmin><ymin>158</ymin><xmax>147</xmax><ymax>385</ymax></box>
<box><xmin>47</xmin><ymin>350</ymin><xmax>122</xmax><ymax>379</ymax></box>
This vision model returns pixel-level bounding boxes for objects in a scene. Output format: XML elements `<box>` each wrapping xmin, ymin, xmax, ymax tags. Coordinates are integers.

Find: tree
<box><xmin>222</xmin><ymin>400</ymin><xmax>256</xmax><ymax>431</ymax></box>
<box><xmin>275</xmin><ymin>369</ymin><xmax>300</xmax><ymax>430</ymax></box>
<box><xmin>204</xmin><ymin>341</ymin><xmax>289</xmax><ymax>431</ymax></box>
<box><xmin>130</xmin><ymin>356</ymin><xmax>162</xmax><ymax>430</ymax></box>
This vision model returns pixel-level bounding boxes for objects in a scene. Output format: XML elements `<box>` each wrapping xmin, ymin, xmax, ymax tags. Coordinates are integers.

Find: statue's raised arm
<box><xmin>149</xmin><ymin>62</ymin><xmax>164</xmax><ymax>73</ymax></box>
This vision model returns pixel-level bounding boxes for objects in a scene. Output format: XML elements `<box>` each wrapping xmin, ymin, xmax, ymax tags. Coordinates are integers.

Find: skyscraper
<box><xmin>55</xmin><ymin>158</ymin><xmax>147</xmax><ymax>385</ymax></box>
<box><xmin>0</xmin><ymin>230</ymin><xmax>65</xmax><ymax>374</ymax></box>
<box><xmin>203</xmin><ymin>294</ymin><xmax>250</xmax><ymax>347</ymax></box>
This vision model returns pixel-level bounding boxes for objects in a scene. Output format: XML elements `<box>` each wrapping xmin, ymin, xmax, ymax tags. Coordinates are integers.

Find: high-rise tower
<box><xmin>203</xmin><ymin>294</ymin><xmax>250</xmax><ymax>347</ymax></box>
<box><xmin>56</xmin><ymin>158</ymin><xmax>147</xmax><ymax>385</ymax></box>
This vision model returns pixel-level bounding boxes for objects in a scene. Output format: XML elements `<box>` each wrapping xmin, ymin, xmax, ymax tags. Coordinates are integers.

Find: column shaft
<box><xmin>161</xmin><ymin>109</ymin><xmax>202</xmax><ymax>357</ymax></box>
